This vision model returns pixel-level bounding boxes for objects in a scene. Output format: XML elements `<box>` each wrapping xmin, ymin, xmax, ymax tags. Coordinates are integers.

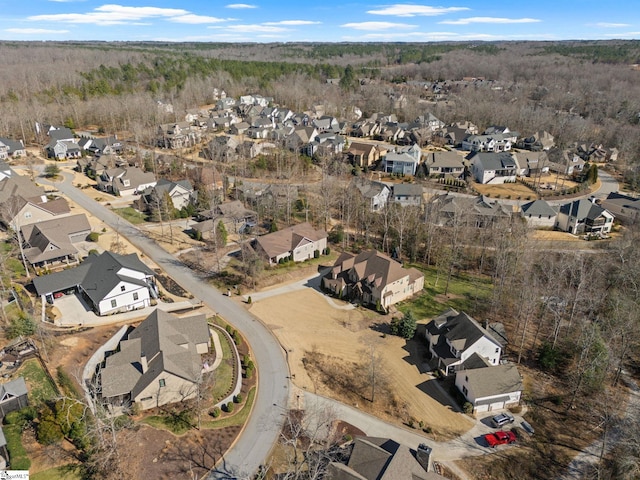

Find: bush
<box><xmin>234</xmin><ymin>393</ymin><xmax>243</xmax><ymax>403</ymax></box>
<box><xmin>225</xmin><ymin>402</ymin><xmax>234</xmax><ymax>413</ymax></box>
<box><xmin>233</xmin><ymin>330</ymin><xmax>242</xmax><ymax>346</ymax></box>
<box><xmin>463</xmin><ymin>402</ymin><xmax>474</xmax><ymax>414</ymax></box>
<box><xmin>314</xmin><ymin>249</ymin><xmax>320</xmax><ymax>259</ymax></box>
<box><xmin>210</xmin><ymin>407</ymin><xmax>221</xmax><ymax>418</ymax></box>
<box><xmin>6</xmin><ymin>313</ymin><xmax>37</xmax><ymax>339</ymax></box>
<box><xmin>247</xmin><ymin>296</ymin><xmax>252</xmax><ymax>304</ymax></box>
<box><xmin>86</xmin><ymin>232</ymin><xmax>100</xmax><ymax>242</ymax></box>
<box><xmin>324</xmin><ymin>247</ymin><xmax>331</xmax><ymax>255</ymax></box>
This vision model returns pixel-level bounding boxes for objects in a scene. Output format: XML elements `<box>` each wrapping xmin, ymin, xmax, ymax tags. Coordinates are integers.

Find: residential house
<box><xmin>205</xmin><ymin>135</ymin><xmax>239</xmax><ymax>162</ymax></box>
<box><xmin>326</xmin><ymin>437</ymin><xmax>443</xmax><ymax>480</ymax></box>
<box><xmin>303</xmin><ymin>133</ymin><xmax>345</xmax><ymax>157</ymax></box>
<box><xmin>436</xmin><ymin>121</ymin><xmax>478</xmax><ymax>147</ymax></box>
<box><xmin>413</xmin><ymin>113</ymin><xmax>445</xmax><ymax>132</ymax></box>
<box><xmin>461</xmin><ymin>127</ymin><xmax>517</xmax><ymax>153</ymax></box>
<box><xmin>98</xmin><ymin>166</ymin><xmax>157</xmax><ymax>196</ymax></box>
<box><xmin>192</xmin><ymin>200</ymin><xmax>258</xmax><ymax>237</ymax></box>
<box><xmin>383</xmin><ymin>144</ymin><xmax>422</xmax><ymax>176</ymax></box>
<box><xmin>0</xmin><ymin>160</ymin><xmax>11</xmax><ymax>181</ymax></box>
<box><xmin>347</xmin><ymin>142</ymin><xmax>385</xmax><ymax>169</ymax></box>
<box><xmin>469</xmin><ymin>151</ymin><xmax>520</xmax><ymax>184</ymax></box>
<box><xmin>157</xmin><ymin>122</ymin><xmax>202</xmax><ymax>149</ymax></box>
<box><xmin>254</xmin><ymin>222</ymin><xmax>327</xmax><ymax>265</ymax></box>
<box><xmin>0</xmin><ymin>173</ymin><xmax>70</xmax><ymax>229</ymax></box>
<box><xmin>312</xmin><ymin>116</ymin><xmax>340</xmax><ymax>133</ymax></box>
<box><xmin>99</xmin><ymin>309</ymin><xmax>210</xmax><ymax>410</ymax></box>
<box><xmin>0</xmin><ymin>377</ymin><xmax>29</xmax><ymax>418</ymax></box>
<box><xmin>601</xmin><ymin>192</ymin><xmax>640</xmax><ymax>224</ymax></box>
<box><xmin>431</xmin><ymin>194</ymin><xmax>512</xmax><ymax>228</ymax></box>
<box><xmin>285</xmin><ymin>126</ymin><xmax>318</xmax><ymax>151</ymax></box>
<box><xmin>517</xmin><ymin>130</ymin><xmax>555</xmax><ymax>151</ymax></box>
<box><xmin>520</xmin><ymin>199</ymin><xmax>557</xmax><ymax>227</ymax></box>
<box><xmin>49</xmin><ymin>140</ymin><xmax>82</xmax><ymax>160</ymax></box>
<box><xmin>455</xmin><ymin>360</ymin><xmax>522</xmax><ymax>413</ymax></box>
<box><xmin>547</xmin><ymin>148</ymin><xmax>586</xmax><ymax>176</ymax></box>
<box><xmin>322</xmin><ymin>250</ymin><xmax>424</xmax><ymax>310</ymax></box>
<box><xmin>391</xmin><ymin>184</ymin><xmax>423</xmax><ymax>207</ymax></box>
<box><xmin>77</xmin><ymin>153</ymin><xmax>124</xmax><ymax>177</ymax></box>
<box><xmin>21</xmin><ymin>213</ymin><xmax>92</xmax><ymax>270</ymax></box>
<box><xmin>516</xmin><ymin>151</ymin><xmax>549</xmax><ymax>177</ymax></box>
<box><xmin>78</xmin><ymin>135</ymin><xmax>123</xmax><ymax>156</ymax></box>
<box><xmin>353</xmin><ymin>178</ymin><xmax>390</xmax><ymax>212</ymax></box>
<box><xmin>33</xmin><ymin>251</ymin><xmax>157</xmax><ymax>315</ymax></box>
<box><xmin>229</xmin><ymin>121</ymin><xmax>250</xmax><ymax>136</ymax></box>
<box><xmin>143</xmin><ymin>178</ymin><xmax>195</xmax><ymax>211</ymax></box>
<box><xmin>425</xmin><ymin>308</ymin><xmax>503</xmax><ymax>375</ymax></box>
<box><xmin>423</xmin><ymin>151</ymin><xmax>465</xmax><ymax>179</ymax></box>
<box><xmin>0</xmin><ymin>138</ymin><xmax>26</xmax><ymax>159</ymax></box>
<box><xmin>555</xmin><ymin>198</ymin><xmax>614</xmax><ymax>235</ymax></box>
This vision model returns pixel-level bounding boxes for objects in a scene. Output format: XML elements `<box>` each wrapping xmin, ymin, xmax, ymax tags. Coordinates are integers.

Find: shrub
<box><xmin>233</xmin><ymin>331</ymin><xmax>242</xmax><ymax>346</ymax></box>
<box><xmin>314</xmin><ymin>249</ymin><xmax>320</xmax><ymax>259</ymax></box>
<box><xmin>247</xmin><ymin>296</ymin><xmax>252</xmax><ymax>304</ymax></box>
<box><xmin>210</xmin><ymin>407</ymin><xmax>221</xmax><ymax>418</ymax></box>
<box><xmin>324</xmin><ymin>247</ymin><xmax>331</xmax><ymax>255</ymax></box>
<box><xmin>234</xmin><ymin>393</ymin><xmax>243</xmax><ymax>404</ymax></box>
<box><xmin>6</xmin><ymin>313</ymin><xmax>37</xmax><ymax>339</ymax></box>
<box><xmin>343</xmin><ymin>434</ymin><xmax>353</xmax><ymax>442</ymax></box>
<box><xmin>86</xmin><ymin>232</ymin><xmax>100</xmax><ymax>242</ymax></box>
<box><xmin>463</xmin><ymin>402</ymin><xmax>474</xmax><ymax>414</ymax></box>
<box><xmin>225</xmin><ymin>402</ymin><xmax>234</xmax><ymax>413</ymax></box>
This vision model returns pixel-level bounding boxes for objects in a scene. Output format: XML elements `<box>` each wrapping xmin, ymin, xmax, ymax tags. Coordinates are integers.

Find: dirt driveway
<box><xmin>246</xmin><ymin>288</ymin><xmax>473</xmax><ymax>437</ymax></box>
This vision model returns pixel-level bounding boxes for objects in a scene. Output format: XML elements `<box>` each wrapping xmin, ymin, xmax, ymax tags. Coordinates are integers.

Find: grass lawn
<box><xmin>202</xmin><ymin>387</ymin><xmax>256</xmax><ymax>429</ymax></box>
<box><xmin>142</xmin><ymin>412</ymin><xmax>194</xmax><ymax>435</ymax></box>
<box><xmin>17</xmin><ymin>358</ymin><xmax>58</xmax><ymax>405</ymax></box>
<box><xmin>4</xmin><ymin>423</ymin><xmax>30</xmax><ymax>470</ymax></box>
<box><xmin>396</xmin><ymin>265</ymin><xmax>493</xmax><ymax>320</ymax></box>
<box><xmin>211</xmin><ymin>328</ymin><xmax>235</xmax><ymax>403</ymax></box>
<box><xmin>112</xmin><ymin>207</ymin><xmax>147</xmax><ymax>224</ymax></box>
<box><xmin>32</xmin><ymin>465</ymin><xmax>82</xmax><ymax>480</ymax></box>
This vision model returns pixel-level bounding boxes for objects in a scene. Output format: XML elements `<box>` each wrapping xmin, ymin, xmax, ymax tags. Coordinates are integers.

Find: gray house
<box><xmin>0</xmin><ymin>377</ymin><xmax>28</xmax><ymax>418</ymax></box>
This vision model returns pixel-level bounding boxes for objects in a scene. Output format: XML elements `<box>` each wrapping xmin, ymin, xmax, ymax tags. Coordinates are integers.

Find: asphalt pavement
<box><xmin>43</xmin><ymin>171</ymin><xmax>290</xmax><ymax>479</ymax></box>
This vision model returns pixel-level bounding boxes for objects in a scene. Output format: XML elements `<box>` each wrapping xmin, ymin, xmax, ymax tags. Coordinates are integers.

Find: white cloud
<box><xmin>367</xmin><ymin>4</ymin><xmax>469</xmax><ymax>17</ymax></box>
<box><xmin>341</xmin><ymin>21</ymin><xmax>417</xmax><ymax>31</ymax></box>
<box><xmin>5</xmin><ymin>28</ymin><xmax>70</xmax><ymax>34</ymax></box>
<box><xmin>603</xmin><ymin>31</ymin><xmax>640</xmax><ymax>38</ymax></box>
<box><xmin>226</xmin><ymin>3</ymin><xmax>257</xmax><ymax>8</ymax></box>
<box><xmin>440</xmin><ymin>17</ymin><xmax>540</xmax><ymax>25</ymax></box>
<box><xmin>263</xmin><ymin>20</ymin><xmax>321</xmax><ymax>26</ymax></box>
<box><xmin>28</xmin><ymin>4</ymin><xmax>190</xmax><ymax>25</ymax></box>
<box><xmin>342</xmin><ymin>31</ymin><xmax>556</xmax><ymax>41</ymax></box>
<box><xmin>210</xmin><ymin>24</ymin><xmax>287</xmax><ymax>33</ymax></box>
<box><xmin>594</xmin><ymin>22</ymin><xmax>630</xmax><ymax>28</ymax></box>
<box><xmin>169</xmin><ymin>14</ymin><xmax>228</xmax><ymax>24</ymax></box>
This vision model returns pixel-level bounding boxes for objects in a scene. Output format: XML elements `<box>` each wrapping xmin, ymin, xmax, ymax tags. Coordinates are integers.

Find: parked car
<box><xmin>53</xmin><ymin>292</ymin><xmax>64</xmax><ymax>299</ymax></box>
<box><xmin>491</xmin><ymin>412</ymin><xmax>515</xmax><ymax>428</ymax></box>
<box><xmin>521</xmin><ymin>420</ymin><xmax>535</xmax><ymax>435</ymax></box>
<box><xmin>485</xmin><ymin>430</ymin><xmax>517</xmax><ymax>448</ymax></box>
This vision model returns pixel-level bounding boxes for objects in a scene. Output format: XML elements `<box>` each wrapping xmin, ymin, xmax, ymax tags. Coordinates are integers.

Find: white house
<box><xmin>519</xmin><ymin>199</ymin><xmax>557</xmax><ymax>228</ymax></box>
<box><xmin>455</xmin><ymin>360</ymin><xmax>522</xmax><ymax>413</ymax></box>
<box><xmin>555</xmin><ymin>198</ymin><xmax>614</xmax><ymax>235</ymax></box>
<box><xmin>383</xmin><ymin>144</ymin><xmax>421</xmax><ymax>176</ymax></box>
<box><xmin>425</xmin><ymin>308</ymin><xmax>503</xmax><ymax>375</ymax></box>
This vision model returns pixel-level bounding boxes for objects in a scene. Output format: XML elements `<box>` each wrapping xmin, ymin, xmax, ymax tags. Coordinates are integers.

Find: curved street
<box><xmin>44</xmin><ymin>170</ymin><xmax>290</xmax><ymax>479</ymax></box>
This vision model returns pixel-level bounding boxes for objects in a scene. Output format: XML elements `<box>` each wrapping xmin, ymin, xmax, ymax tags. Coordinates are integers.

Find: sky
<box><xmin>1</xmin><ymin>1</ymin><xmax>639</xmax><ymax>43</ymax></box>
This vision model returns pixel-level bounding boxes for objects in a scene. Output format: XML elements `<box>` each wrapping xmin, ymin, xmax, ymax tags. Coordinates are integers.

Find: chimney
<box><xmin>140</xmin><ymin>353</ymin><xmax>148</xmax><ymax>373</ymax></box>
<box><xmin>416</xmin><ymin>444</ymin><xmax>432</xmax><ymax>472</ymax></box>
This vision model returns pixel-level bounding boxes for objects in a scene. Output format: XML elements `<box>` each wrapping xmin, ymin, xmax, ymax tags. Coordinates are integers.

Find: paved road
<box><xmin>44</xmin><ymin>171</ymin><xmax>289</xmax><ymax>479</ymax></box>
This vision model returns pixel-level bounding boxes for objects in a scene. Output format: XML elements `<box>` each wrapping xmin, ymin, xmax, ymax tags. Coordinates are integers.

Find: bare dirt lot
<box><xmin>246</xmin><ymin>288</ymin><xmax>474</xmax><ymax>438</ymax></box>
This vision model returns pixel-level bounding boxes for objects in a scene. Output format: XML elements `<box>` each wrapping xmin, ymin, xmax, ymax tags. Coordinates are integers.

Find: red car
<box><xmin>485</xmin><ymin>430</ymin><xmax>517</xmax><ymax>448</ymax></box>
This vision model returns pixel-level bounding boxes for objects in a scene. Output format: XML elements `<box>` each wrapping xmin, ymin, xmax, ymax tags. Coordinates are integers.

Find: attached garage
<box><xmin>455</xmin><ymin>363</ymin><xmax>523</xmax><ymax>414</ymax></box>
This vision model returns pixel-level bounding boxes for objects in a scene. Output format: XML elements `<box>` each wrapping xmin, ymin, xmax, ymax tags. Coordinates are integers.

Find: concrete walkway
<box><xmin>208</xmin><ymin>328</ymin><xmax>223</xmax><ymax>370</ymax></box>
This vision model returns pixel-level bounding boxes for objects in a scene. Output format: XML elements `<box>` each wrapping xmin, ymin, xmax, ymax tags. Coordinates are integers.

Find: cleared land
<box><xmin>247</xmin><ymin>287</ymin><xmax>474</xmax><ymax>438</ymax></box>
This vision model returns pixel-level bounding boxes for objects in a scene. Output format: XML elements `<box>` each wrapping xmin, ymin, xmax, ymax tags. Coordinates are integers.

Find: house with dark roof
<box><xmin>520</xmin><ymin>199</ymin><xmax>557</xmax><ymax>227</ymax></box>
<box><xmin>98</xmin><ymin>309</ymin><xmax>210</xmax><ymax>410</ymax></box>
<box><xmin>425</xmin><ymin>308</ymin><xmax>503</xmax><ymax>375</ymax></box>
<box><xmin>326</xmin><ymin>437</ymin><xmax>444</xmax><ymax>480</ymax></box>
<box><xmin>33</xmin><ymin>251</ymin><xmax>157</xmax><ymax>315</ymax></box>
<box><xmin>455</xmin><ymin>360</ymin><xmax>522</xmax><ymax>413</ymax></box>
<box><xmin>323</xmin><ymin>250</ymin><xmax>424</xmax><ymax>310</ymax></box>
<box><xmin>469</xmin><ymin>151</ymin><xmax>520</xmax><ymax>184</ymax></box>
<box><xmin>254</xmin><ymin>222</ymin><xmax>327</xmax><ymax>265</ymax></box>
<box><xmin>600</xmin><ymin>192</ymin><xmax>640</xmax><ymax>224</ymax></box>
<box><xmin>555</xmin><ymin>198</ymin><xmax>614</xmax><ymax>235</ymax></box>
<box><xmin>0</xmin><ymin>137</ymin><xmax>26</xmax><ymax>160</ymax></box>
<box><xmin>20</xmin><ymin>213</ymin><xmax>92</xmax><ymax>270</ymax></box>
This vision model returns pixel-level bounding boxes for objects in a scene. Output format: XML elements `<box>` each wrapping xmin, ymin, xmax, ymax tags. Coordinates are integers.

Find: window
<box><xmin>159</xmin><ymin>379</ymin><xmax>166</xmax><ymax>388</ymax></box>
<box><xmin>111</xmin><ymin>299</ymin><xmax>117</xmax><ymax>308</ymax></box>
<box><xmin>495</xmin><ymin>347</ymin><xmax>500</xmax><ymax>353</ymax></box>
<box><xmin>465</xmin><ymin>376</ymin><xmax>468</xmax><ymax>382</ymax></box>
<box><xmin>133</xmin><ymin>292</ymin><xmax>139</xmax><ymax>301</ymax></box>
<box><xmin>462</xmin><ymin>386</ymin><xmax>468</xmax><ymax>396</ymax></box>
<box><xmin>25</xmin><ymin>212</ymin><xmax>32</xmax><ymax>219</ymax></box>
<box><xmin>121</xmin><ymin>285</ymin><xmax>126</xmax><ymax>292</ymax></box>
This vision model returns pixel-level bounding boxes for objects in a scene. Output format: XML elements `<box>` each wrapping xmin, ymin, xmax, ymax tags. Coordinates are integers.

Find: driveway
<box><xmin>41</xmin><ymin>171</ymin><xmax>290</xmax><ymax>480</ymax></box>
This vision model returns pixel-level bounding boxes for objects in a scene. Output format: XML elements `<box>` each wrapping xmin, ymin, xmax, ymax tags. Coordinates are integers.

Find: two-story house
<box><xmin>555</xmin><ymin>198</ymin><xmax>614</xmax><ymax>235</ymax></box>
<box><xmin>425</xmin><ymin>308</ymin><xmax>503</xmax><ymax>375</ymax></box>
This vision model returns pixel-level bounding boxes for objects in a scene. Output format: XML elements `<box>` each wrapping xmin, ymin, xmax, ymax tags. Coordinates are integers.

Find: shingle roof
<box><xmin>426</xmin><ymin>309</ymin><xmax>502</xmax><ymax>354</ymax></box>
<box><xmin>558</xmin><ymin>198</ymin><xmax>608</xmax><ymax>221</ymax></box>
<box><xmin>520</xmin><ymin>199</ymin><xmax>557</xmax><ymax>217</ymax></box>
<box><xmin>255</xmin><ymin>222</ymin><xmax>327</xmax><ymax>259</ymax></box>
<box><xmin>461</xmin><ymin>363</ymin><xmax>522</xmax><ymax>399</ymax></box>
<box><xmin>0</xmin><ymin>377</ymin><xmax>28</xmax><ymax>400</ymax></box>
